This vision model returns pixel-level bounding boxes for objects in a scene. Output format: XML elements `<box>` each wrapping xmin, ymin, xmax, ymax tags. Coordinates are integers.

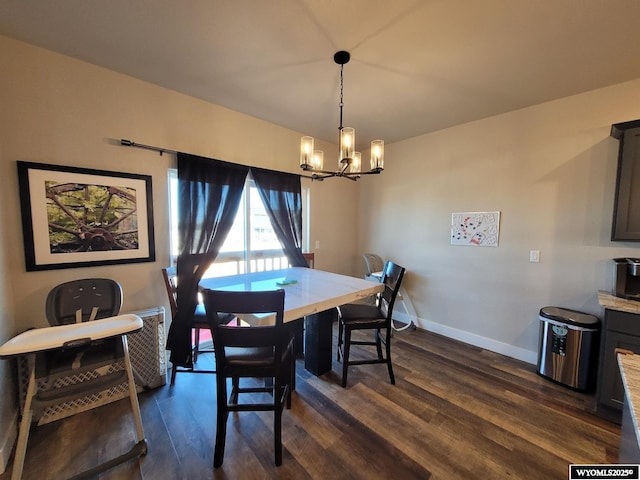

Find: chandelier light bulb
<box><xmin>352</xmin><ymin>152</ymin><xmax>361</xmax><ymax>173</ymax></box>
<box><xmin>370</xmin><ymin>139</ymin><xmax>384</xmax><ymax>171</ymax></box>
<box><xmin>300</xmin><ymin>136</ymin><xmax>314</xmax><ymax>169</ymax></box>
<box><xmin>339</xmin><ymin>127</ymin><xmax>355</xmax><ymax>167</ymax></box>
<box><xmin>312</xmin><ymin>150</ymin><xmax>324</xmax><ymax>170</ymax></box>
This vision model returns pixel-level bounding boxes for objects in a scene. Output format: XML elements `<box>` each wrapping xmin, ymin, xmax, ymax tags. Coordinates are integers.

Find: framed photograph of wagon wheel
<box><xmin>17</xmin><ymin>161</ymin><xmax>155</xmax><ymax>271</ymax></box>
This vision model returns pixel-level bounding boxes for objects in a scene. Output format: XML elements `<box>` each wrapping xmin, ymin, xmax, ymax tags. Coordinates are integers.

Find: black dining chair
<box><xmin>162</xmin><ymin>266</ymin><xmax>214</xmax><ymax>383</ymax></box>
<box><xmin>201</xmin><ymin>288</ymin><xmax>295</xmax><ymax>468</ymax></box>
<box><xmin>162</xmin><ymin>266</ymin><xmax>239</xmax><ymax>384</ymax></box>
<box><xmin>337</xmin><ymin>261</ymin><xmax>406</xmax><ymax>387</ymax></box>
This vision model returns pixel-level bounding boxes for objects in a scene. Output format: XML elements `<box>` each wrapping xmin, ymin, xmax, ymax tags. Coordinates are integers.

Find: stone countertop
<box><xmin>618</xmin><ymin>353</ymin><xmax>640</xmax><ymax>451</ymax></box>
<box><xmin>598</xmin><ymin>290</ymin><xmax>640</xmax><ymax>314</ymax></box>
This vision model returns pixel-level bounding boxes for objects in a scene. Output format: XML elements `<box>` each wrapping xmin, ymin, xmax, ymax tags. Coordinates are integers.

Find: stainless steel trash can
<box><xmin>537</xmin><ymin>306</ymin><xmax>600</xmax><ymax>392</ymax></box>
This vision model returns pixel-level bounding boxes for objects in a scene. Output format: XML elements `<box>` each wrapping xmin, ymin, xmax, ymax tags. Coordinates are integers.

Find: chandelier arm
<box><xmin>312</xmin><ymin>172</ymin><xmax>336</xmax><ymax>181</ymax></box>
<box><xmin>305</xmin><ymin>168</ymin><xmax>341</xmax><ymax>176</ymax></box>
<box><xmin>305</xmin><ymin>167</ymin><xmax>359</xmax><ymax>181</ymax></box>
<box><xmin>305</xmin><ymin>164</ymin><xmax>381</xmax><ymax>179</ymax></box>
<box><xmin>357</xmin><ymin>169</ymin><xmax>383</xmax><ymax>176</ymax></box>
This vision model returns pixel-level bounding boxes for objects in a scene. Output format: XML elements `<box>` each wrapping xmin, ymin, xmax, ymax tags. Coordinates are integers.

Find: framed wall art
<box><xmin>17</xmin><ymin>161</ymin><xmax>155</xmax><ymax>271</ymax></box>
<box><xmin>451</xmin><ymin>211</ymin><xmax>501</xmax><ymax>247</ymax></box>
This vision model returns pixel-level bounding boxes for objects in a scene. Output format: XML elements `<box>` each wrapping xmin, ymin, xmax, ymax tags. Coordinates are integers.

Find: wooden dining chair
<box><xmin>201</xmin><ymin>288</ymin><xmax>295</xmax><ymax>468</ymax></box>
<box><xmin>162</xmin><ymin>266</ymin><xmax>215</xmax><ymax>384</ymax></box>
<box><xmin>302</xmin><ymin>252</ymin><xmax>315</xmax><ymax>268</ymax></box>
<box><xmin>337</xmin><ymin>261</ymin><xmax>406</xmax><ymax>387</ymax></box>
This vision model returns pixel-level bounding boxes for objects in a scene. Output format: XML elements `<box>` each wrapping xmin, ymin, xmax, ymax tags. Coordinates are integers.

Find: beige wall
<box><xmin>0</xmin><ymin>35</ymin><xmax>359</xmax><ymax>469</ymax></box>
<box><xmin>0</xmin><ymin>163</ymin><xmax>16</xmax><ymax>472</ymax></box>
<box><xmin>358</xmin><ymin>78</ymin><xmax>640</xmax><ymax>362</ymax></box>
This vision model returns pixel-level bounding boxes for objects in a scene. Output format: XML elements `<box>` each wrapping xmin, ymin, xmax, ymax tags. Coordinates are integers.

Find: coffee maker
<box><xmin>613</xmin><ymin>258</ymin><xmax>640</xmax><ymax>299</ymax></box>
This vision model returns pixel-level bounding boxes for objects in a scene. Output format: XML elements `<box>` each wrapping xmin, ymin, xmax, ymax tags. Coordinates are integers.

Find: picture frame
<box><xmin>451</xmin><ymin>211</ymin><xmax>501</xmax><ymax>247</ymax></box>
<box><xmin>17</xmin><ymin>161</ymin><xmax>155</xmax><ymax>271</ymax></box>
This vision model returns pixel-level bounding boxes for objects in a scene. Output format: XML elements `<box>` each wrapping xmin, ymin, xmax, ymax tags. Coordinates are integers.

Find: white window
<box><xmin>168</xmin><ymin>170</ymin><xmax>309</xmax><ymax>277</ymax></box>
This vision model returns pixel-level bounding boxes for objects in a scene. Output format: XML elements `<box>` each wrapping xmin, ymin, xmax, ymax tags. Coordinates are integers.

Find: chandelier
<box><xmin>299</xmin><ymin>51</ymin><xmax>384</xmax><ymax>181</ymax></box>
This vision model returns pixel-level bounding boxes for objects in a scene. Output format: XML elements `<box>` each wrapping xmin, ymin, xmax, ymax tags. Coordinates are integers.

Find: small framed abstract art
<box><xmin>451</xmin><ymin>211</ymin><xmax>501</xmax><ymax>247</ymax></box>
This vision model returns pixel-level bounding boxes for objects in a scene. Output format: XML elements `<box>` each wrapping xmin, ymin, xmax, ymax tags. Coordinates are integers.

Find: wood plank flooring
<box><xmin>0</xmin><ymin>325</ymin><xmax>620</xmax><ymax>480</ymax></box>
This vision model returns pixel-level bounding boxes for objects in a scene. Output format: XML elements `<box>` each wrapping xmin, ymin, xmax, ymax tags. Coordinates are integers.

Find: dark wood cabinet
<box><xmin>611</xmin><ymin>119</ymin><xmax>640</xmax><ymax>241</ymax></box>
<box><xmin>597</xmin><ymin>309</ymin><xmax>640</xmax><ymax>418</ymax></box>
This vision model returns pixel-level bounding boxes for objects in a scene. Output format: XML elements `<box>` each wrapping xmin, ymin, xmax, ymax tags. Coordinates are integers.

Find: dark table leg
<box><xmin>284</xmin><ymin>317</ymin><xmax>305</xmax><ymax>359</ymax></box>
<box><xmin>304</xmin><ymin>309</ymin><xmax>337</xmax><ymax>376</ymax></box>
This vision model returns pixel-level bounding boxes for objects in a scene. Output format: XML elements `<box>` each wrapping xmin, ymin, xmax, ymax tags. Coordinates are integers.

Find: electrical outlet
<box><xmin>529</xmin><ymin>250</ymin><xmax>540</xmax><ymax>263</ymax></box>
<box><xmin>315</xmin><ymin>240</ymin><xmax>320</xmax><ymax>249</ymax></box>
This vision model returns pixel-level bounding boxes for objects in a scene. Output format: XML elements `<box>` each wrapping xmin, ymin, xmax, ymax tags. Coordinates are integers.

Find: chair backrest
<box><xmin>363</xmin><ymin>253</ymin><xmax>384</xmax><ymax>276</ymax></box>
<box><xmin>379</xmin><ymin>261</ymin><xmax>406</xmax><ymax>321</ymax></box>
<box><xmin>302</xmin><ymin>252</ymin><xmax>315</xmax><ymax>269</ymax></box>
<box><xmin>201</xmin><ymin>289</ymin><xmax>286</xmax><ymax>366</ymax></box>
<box><xmin>45</xmin><ymin>278</ymin><xmax>122</xmax><ymax>326</ymax></box>
<box><xmin>161</xmin><ymin>266</ymin><xmax>178</xmax><ymax>318</ymax></box>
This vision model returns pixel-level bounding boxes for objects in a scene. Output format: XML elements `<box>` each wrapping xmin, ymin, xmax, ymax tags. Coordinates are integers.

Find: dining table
<box><xmin>199</xmin><ymin>267</ymin><xmax>384</xmax><ymax>376</ymax></box>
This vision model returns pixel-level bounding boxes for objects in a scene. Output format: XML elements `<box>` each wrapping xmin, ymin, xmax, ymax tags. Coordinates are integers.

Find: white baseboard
<box><xmin>0</xmin><ymin>410</ymin><xmax>17</xmax><ymax>474</ymax></box>
<box><xmin>394</xmin><ymin>311</ymin><xmax>538</xmax><ymax>365</ymax></box>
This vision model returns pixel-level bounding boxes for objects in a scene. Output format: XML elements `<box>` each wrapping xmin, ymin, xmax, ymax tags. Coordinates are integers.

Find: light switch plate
<box><xmin>529</xmin><ymin>250</ymin><xmax>540</xmax><ymax>263</ymax></box>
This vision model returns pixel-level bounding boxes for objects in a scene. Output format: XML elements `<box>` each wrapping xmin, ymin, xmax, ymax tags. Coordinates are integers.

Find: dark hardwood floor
<box><xmin>1</xmin><ymin>325</ymin><xmax>620</xmax><ymax>480</ymax></box>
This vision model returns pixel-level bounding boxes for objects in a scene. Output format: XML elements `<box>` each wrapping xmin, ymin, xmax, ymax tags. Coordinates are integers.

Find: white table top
<box><xmin>199</xmin><ymin>267</ymin><xmax>383</xmax><ymax>323</ymax></box>
<box><xmin>0</xmin><ymin>314</ymin><xmax>143</xmax><ymax>358</ymax></box>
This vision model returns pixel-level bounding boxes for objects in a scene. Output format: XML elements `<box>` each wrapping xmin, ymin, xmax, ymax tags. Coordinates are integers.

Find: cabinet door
<box><xmin>607</xmin><ymin>309</ymin><xmax>640</xmax><ymax>336</ymax></box>
<box><xmin>612</xmin><ymin>126</ymin><xmax>640</xmax><ymax>240</ymax></box>
<box><xmin>598</xmin><ymin>331</ymin><xmax>640</xmax><ymax>409</ymax></box>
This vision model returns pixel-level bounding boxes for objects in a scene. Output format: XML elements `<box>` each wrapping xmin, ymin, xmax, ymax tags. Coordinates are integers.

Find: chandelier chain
<box><xmin>339</xmin><ymin>64</ymin><xmax>344</xmax><ymax>131</ymax></box>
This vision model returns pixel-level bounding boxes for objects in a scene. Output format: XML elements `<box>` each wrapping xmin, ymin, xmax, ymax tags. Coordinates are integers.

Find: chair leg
<box><xmin>122</xmin><ymin>336</ymin><xmax>146</xmax><ymax>444</ymax></box>
<box><xmin>170</xmin><ymin>364</ymin><xmax>177</xmax><ymax>385</ymax></box>
<box><xmin>193</xmin><ymin>328</ymin><xmax>200</xmax><ymax>362</ymax></box>
<box><xmin>213</xmin><ymin>377</ymin><xmax>229</xmax><ymax>469</ymax></box>
<box><xmin>337</xmin><ymin>319</ymin><xmax>343</xmax><ymax>361</ymax></box>
<box><xmin>375</xmin><ymin>329</ymin><xmax>383</xmax><ymax>360</ymax></box>
<box><xmin>230</xmin><ymin>376</ymin><xmax>239</xmax><ymax>405</ymax></box>
<box><xmin>11</xmin><ymin>354</ymin><xmax>36</xmax><ymax>480</ymax></box>
<box><xmin>274</xmin><ymin>396</ymin><xmax>283</xmax><ymax>466</ymax></box>
<box><xmin>341</xmin><ymin>328</ymin><xmax>351</xmax><ymax>388</ymax></box>
<box><xmin>288</xmin><ymin>352</ymin><xmax>295</xmax><ymax>405</ymax></box>
<box><xmin>385</xmin><ymin>330</ymin><xmax>395</xmax><ymax>385</ymax></box>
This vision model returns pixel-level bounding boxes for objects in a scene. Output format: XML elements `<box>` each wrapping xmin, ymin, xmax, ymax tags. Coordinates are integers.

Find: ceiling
<box><xmin>2</xmin><ymin>0</ymin><xmax>640</xmax><ymax>149</ymax></box>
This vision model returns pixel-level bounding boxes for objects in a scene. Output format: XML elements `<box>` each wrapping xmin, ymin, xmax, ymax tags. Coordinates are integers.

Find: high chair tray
<box><xmin>0</xmin><ymin>314</ymin><xmax>143</xmax><ymax>357</ymax></box>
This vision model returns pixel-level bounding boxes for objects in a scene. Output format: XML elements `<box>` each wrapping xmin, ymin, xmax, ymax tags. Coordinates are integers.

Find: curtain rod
<box><xmin>120</xmin><ymin>139</ymin><xmax>177</xmax><ymax>156</ymax></box>
<box><xmin>119</xmin><ymin>138</ymin><xmax>316</xmax><ymax>179</ymax></box>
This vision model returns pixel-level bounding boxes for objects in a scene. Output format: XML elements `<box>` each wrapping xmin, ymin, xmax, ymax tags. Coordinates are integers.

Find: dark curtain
<box><xmin>165</xmin><ymin>152</ymin><xmax>249</xmax><ymax>367</ymax></box>
<box><xmin>251</xmin><ymin>167</ymin><xmax>308</xmax><ymax>268</ymax></box>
